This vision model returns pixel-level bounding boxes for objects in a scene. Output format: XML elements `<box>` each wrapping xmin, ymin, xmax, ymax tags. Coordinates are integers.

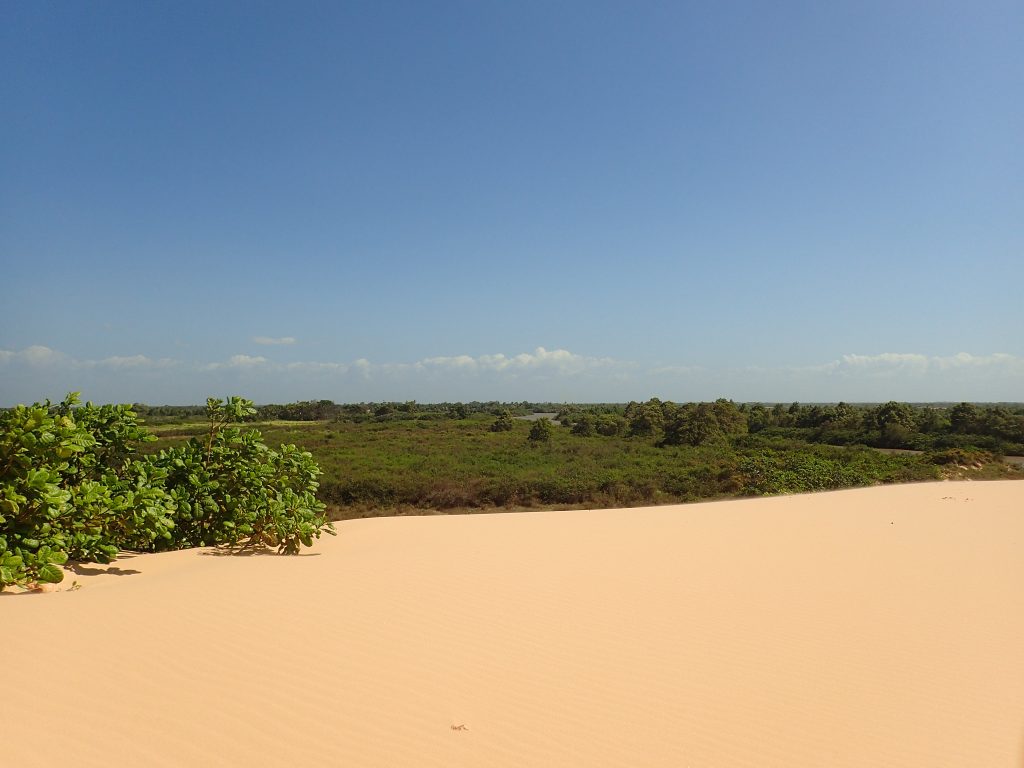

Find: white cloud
<box><xmin>22</xmin><ymin>345</ymin><xmax>63</xmax><ymax>365</ymax></box>
<box><xmin>2</xmin><ymin>345</ymin><xmax>1021</xmax><ymax>405</ymax></box>
<box><xmin>830</xmin><ymin>352</ymin><xmax>1023</xmax><ymax>377</ymax></box>
<box><xmin>227</xmin><ymin>354</ymin><xmax>268</xmax><ymax>368</ymax></box>
<box><xmin>97</xmin><ymin>355</ymin><xmax>178</xmax><ymax>369</ymax></box>
<box><xmin>284</xmin><ymin>361</ymin><xmax>347</xmax><ymax>373</ymax></box>
<box><xmin>252</xmin><ymin>336</ymin><xmax>297</xmax><ymax>346</ymax></box>
<box><xmin>203</xmin><ymin>354</ymin><xmax>269</xmax><ymax>371</ymax></box>
<box><xmin>421</xmin><ymin>353</ymin><xmax>478</xmax><ymax>370</ymax></box>
<box><xmin>0</xmin><ymin>347</ymin><xmax>177</xmax><ymax>370</ymax></box>
<box><xmin>649</xmin><ymin>364</ymin><xmax>705</xmax><ymax>376</ymax></box>
<box><xmin>932</xmin><ymin>352</ymin><xmax>1019</xmax><ymax>370</ymax></box>
<box><xmin>0</xmin><ymin>346</ymin><xmax>65</xmax><ymax>365</ymax></box>
<box><xmin>840</xmin><ymin>353</ymin><xmax>929</xmax><ymax>372</ymax></box>
<box><xmin>419</xmin><ymin>347</ymin><xmax>618</xmax><ymax>375</ymax></box>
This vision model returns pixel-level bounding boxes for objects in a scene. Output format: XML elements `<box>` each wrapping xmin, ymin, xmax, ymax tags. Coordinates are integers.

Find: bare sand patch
<box><xmin>4</xmin><ymin>481</ymin><xmax>1023</xmax><ymax>767</ymax></box>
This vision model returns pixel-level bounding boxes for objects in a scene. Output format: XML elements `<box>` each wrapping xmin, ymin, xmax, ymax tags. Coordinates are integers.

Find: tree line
<box><xmin>548</xmin><ymin>399</ymin><xmax>1024</xmax><ymax>455</ymax></box>
<box><xmin>128</xmin><ymin>397</ymin><xmax>1024</xmax><ymax>454</ymax></box>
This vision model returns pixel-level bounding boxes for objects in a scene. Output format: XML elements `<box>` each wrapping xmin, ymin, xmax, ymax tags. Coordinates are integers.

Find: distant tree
<box><xmin>528</xmin><ymin>418</ymin><xmax>553</xmax><ymax>442</ymax></box>
<box><xmin>950</xmin><ymin>402</ymin><xmax>981</xmax><ymax>434</ymax></box>
<box><xmin>770</xmin><ymin>403</ymin><xmax>788</xmax><ymax>425</ymax></box>
<box><xmin>662</xmin><ymin>404</ymin><xmax>718</xmax><ymax>446</ymax></box>
<box><xmin>746</xmin><ymin>404</ymin><xmax>771</xmax><ymax>433</ymax></box>
<box><xmin>914</xmin><ymin>407</ymin><xmax>946</xmax><ymax>434</ymax></box>
<box><xmin>571</xmin><ymin>414</ymin><xmax>595</xmax><ymax>437</ymax></box>
<box><xmin>831</xmin><ymin>402</ymin><xmax>862</xmax><ymax>430</ymax></box>
<box><xmin>796</xmin><ymin>405</ymin><xmax>827</xmax><ymax>428</ymax></box>
<box><xmin>626</xmin><ymin>398</ymin><xmax>666</xmax><ymax>438</ymax></box>
<box><xmin>711</xmin><ymin>399</ymin><xmax>747</xmax><ymax>435</ymax></box>
<box><xmin>594</xmin><ymin>414</ymin><xmax>626</xmax><ymax>436</ymax></box>
<box><xmin>660</xmin><ymin>399</ymin><xmax>746</xmax><ymax>447</ymax></box>
<box><xmin>867</xmin><ymin>401</ymin><xmax>917</xmax><ymax>447</ymax></box>
<box><xmin>490</xmin><ymin>410</ymin><xmax>514</xmax><ymax>432</ymax></box>
<box><xmin>873</xmin><ymin>401</ymin><xmax>916</xmax><ymax>431</ymax></box>
<box><xmin>982</xmin><ymin>407</ymin><xmax>1024</xmax><ymax>442</ymax></box>
<box><xmin>448</xmin><ymin>403</ymin><xmax>468</xmax><ymax>419</ymax></box>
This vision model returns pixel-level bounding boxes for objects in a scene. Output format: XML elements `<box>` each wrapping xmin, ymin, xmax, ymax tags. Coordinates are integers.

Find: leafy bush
<box><xmin>153</xmin><ymin>397</ymin><xmax>334</xmax><ymax>554</ymax></box>
<box><xmin>571</xmin><ymin>415</ymin><xmax>595</xmax><ymax>437</ymax></box>
<box><xmin>1</xmin><ymin>394</ymin><xmax>334</xmax><ymax>590</ymax></box>
<box><xmin>0</xmin><ymin>395</ymin><xmax>175</xmax><ymax>588</ymax></box>
<box><xmin>737</xmin><ymin>446</ymin><xmax>939</xmax><ymax>496</ymax></box>
<box><xmin>594</xmin><ymin>415</ymin><xmax>626</xmax><ymax>436</ymax></box>
<box><xmin>925</xmin><ymin>447</ymin><xmax>995</xmax><ymax>466</ymax></box>
<box><xmin>528</xmin><ymin>419</ymin><xmax>553</xmax><ymax>442</ymax></box>
<box><xmin>490</xmin><ymin>411</ymin><xmax>514</xmax><ymax>432</ymax></box>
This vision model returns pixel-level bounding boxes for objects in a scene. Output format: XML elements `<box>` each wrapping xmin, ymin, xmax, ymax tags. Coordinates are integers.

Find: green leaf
<box><xmin>47</xmin><ymin>549</ymin><xmax>69</xmax><ymax>565</ymax></box>
<box><xmin>36</xmin><ymin>563</ymin><xmax>65</xmax><ymax>583</ymax></box>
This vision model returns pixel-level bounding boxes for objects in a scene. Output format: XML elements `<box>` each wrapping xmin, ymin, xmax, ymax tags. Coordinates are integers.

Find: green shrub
<box><xmin>0</xmin><ymin>394</ymin><xmax>334</xmax><ymax>589</ymax></box>
<box><xmin>528</xmin><ymin>419</ymin><xmax>553</xmax><ymax>442</ymax></box>
<box><xmin>737</xmin><ymin>446</ymin><xmax>939</xmax><ymax>496</ymax></box>
<box><xmin>571</xmin><ymin>415</ymin><xmax>595</xmax><ymax>437</ymax></box>
<box><xmin>490</xmin><ymin>410</ymin><xmax>515</xmax><ymax>432</ymax></box>
<box><xmin>926</xmin><ymin>447</ymin><xmax>995</xmax><ymax>466</ymax></box>
<box><xmin>0</xmin><ymin>394</ymin><xmax>175</xmax><ymax>588</ymax></box>
<box><xmin>151</xmin><ymin>397</ymin><xmax>334</xmax><ymax>554</ymax></box>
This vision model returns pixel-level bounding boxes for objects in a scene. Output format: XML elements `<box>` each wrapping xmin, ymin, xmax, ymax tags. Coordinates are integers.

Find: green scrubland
<box><xmin>4</xmin><ymin>394</ymin><xmax>1021</xmax><ymax>589</ymax></box>
<box><xmin>147</xmin><ymin>398</ymin><xmax>1024</xmax><ymax>518</ymax></box>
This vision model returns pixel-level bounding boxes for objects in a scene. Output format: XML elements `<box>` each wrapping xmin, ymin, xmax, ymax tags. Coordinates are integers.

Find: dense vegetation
<box><xmin>141</xmin><ymin>397</ymin><xmax>1024</xmax><ymax>455</ymax></box>
<box><xmin>142</xmin><ymin>398</ymin><xmax>1022</xmax><ymax>520</ymax></box>
<box><xmin>737</xmin><ymin>400</ymin><xmax>1024</xmax><ymax>455</ymax></box>
<box><xmin>5</xmin><ymin>394</ymin><xmax>1020</xmax><ymax>589</ymax></box>
<box><xmin>0</xmin><ymin>395</ymin><xmax>333</xmax><ymax>590</ymax></box>
<box><xmin>557</xmin><ymin>398</ymin><xmax>1024</xmax><ymax>455</ymax></box>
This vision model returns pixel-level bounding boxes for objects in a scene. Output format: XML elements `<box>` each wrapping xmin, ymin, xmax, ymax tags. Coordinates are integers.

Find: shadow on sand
<box><xmin>66</xmin><ymin>562</ymin><xmax>142</xmax><ymax>577</ymax></box>
<box><xmin>198</xmin><ymin>547</ymin><xmax>321</xmax><ymax>558</ymax></box>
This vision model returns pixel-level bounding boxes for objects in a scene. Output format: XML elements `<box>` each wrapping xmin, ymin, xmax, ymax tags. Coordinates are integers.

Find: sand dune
<box><xmin>4</xmin><ymin>480</ymin><xmax>1024</xmax><ymax>767</ymax></box>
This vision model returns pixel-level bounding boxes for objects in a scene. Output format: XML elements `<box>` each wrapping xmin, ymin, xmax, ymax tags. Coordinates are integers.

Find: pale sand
<box><xmin>4</xmin><ymin>480</ymin><xmax>1023</xmax><ymax>767</ymax></box>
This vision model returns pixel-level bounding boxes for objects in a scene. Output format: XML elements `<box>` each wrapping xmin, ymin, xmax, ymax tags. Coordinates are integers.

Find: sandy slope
<box><xmin>4</xmin><ymin>481</ymin><xmax>1023</xmax><ymax>767</ymax></box>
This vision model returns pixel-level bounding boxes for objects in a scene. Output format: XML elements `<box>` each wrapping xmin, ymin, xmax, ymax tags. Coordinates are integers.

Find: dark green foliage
<box><xmin>130</xmin><ymin>398</ymin><xmax>1024</xmax><ymax>525</ymax></box>
<box><xmin>949</xmin><ymin>402</ymin><xmax>981</xmax><ymax>434</ymax></box>
<box><xmin>750</xmin><ymin>401</ymin><xmax>1024</xmax><ymax>455</ymax></box>
<box><xmin>913</xmin><ymin>407</ymin><xmax>946</xmax><ymax>434</ymax></box>
<box><xmin>594</xmin><ymin>414</ymin><xmax>626</xmax><ymax>436</ymax></box>
<box><xmin>0</xmin><ymin>394</ymin><xmax>333</xmax><ymax>589</ymax></box>
<box><xmin>662</xmin><ymin>403</ymin><xmax>720</xmax><ymax>446</ymax></box>
<box><xmin>865</xmin><ymin>401</ymin><xmax>916</xmax><ymax>448</ymax></box>
<box><xmin>152</xmin><ymin>397</ymin><xmax>333</xmax><ymax>554</ymax></box>
<box><xmin>528</xmin><ymin>418</ymin><xmax>553</xmax><ymax>442</ymax></box>
<box><xmin>925</xmin><ymin>447</ymin><xmax>995</xmax><ymax>466</ymax></box>
<box><xmin>257</xmin><ymin>399</ymin><xmax>340</xmax><ymax>421</ymax></box>
<box><xmin>661</xmin><ymin>400</ymin><xmax>747</xmax><ymax>447</ymax></box>
<box><xmin>571</xmin><ymin>415</ymin><xmax>595</xmax><ymax>437</ymax></box>
<box><xmin>738</xmin><ymin>446</ymin><xmax>939</xmax><ymax>495</ymax></box>
<box><xmin>148</xmin><ymin>408</ymin><xmax>1008</xmax><ymax>520</ymax></box>
<box><xmin>0</xmin><ymin>395</ymin><xmax>175</xmax><ymax>588</ymax></box>
<box><xmin>625</xmin><ymin>399</ymin><xmax>666</xmax><ymax>437</ymax></box>
<box><xmin>490</xmin><ymin>410</ymin><xmax>515</xmax><ymax>432</ymax></box>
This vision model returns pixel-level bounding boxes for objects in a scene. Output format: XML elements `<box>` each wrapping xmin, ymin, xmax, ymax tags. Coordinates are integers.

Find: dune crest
<box><xmin>5</xmin><ymin>481</ymin><xmax>1024</xmax><ymax>767</ymax></box>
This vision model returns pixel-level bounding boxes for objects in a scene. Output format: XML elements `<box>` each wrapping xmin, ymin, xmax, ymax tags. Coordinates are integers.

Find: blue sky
<box><xmin>2</xmin><ymin>1</ymin><xmax>1021</xmax><ymax>404</ymax></box>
